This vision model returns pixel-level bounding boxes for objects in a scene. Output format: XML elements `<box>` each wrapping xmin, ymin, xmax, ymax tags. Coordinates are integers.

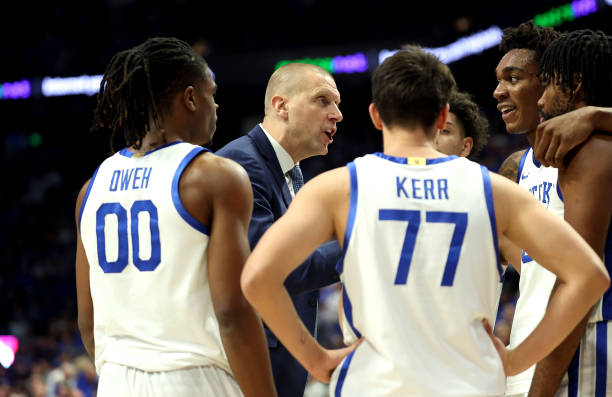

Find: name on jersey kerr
<box><xmin>396</xmin><ymin>176</ymin><xmax>449</xmax><ymax>200</ymax></box>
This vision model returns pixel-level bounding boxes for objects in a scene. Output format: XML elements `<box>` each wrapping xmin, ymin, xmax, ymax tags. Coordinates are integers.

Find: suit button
<box><xmin>308</xmin><ymin>298</ymin><xmax>317</xmax><ymax>307</ymax></box>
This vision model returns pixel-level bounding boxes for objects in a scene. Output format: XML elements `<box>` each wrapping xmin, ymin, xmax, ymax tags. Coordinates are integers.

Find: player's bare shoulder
<box><xmin>497</xmin><ymin>149</ymin><xmax>527</xmax><ymax>182</ymax></box>
<box><xmin>182</xmin><ymin>151</ymin><xmax>251</xmax><ymax>197</ymax></box>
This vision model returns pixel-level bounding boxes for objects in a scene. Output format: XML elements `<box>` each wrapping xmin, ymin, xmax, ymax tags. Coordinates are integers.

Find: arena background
<box><xmin>1</xmin><ymin>1</ymin><xmax>611</xmax><ymax>396</ymax></box>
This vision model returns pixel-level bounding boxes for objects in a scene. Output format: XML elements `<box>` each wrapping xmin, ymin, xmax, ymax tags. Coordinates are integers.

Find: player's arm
<box><xmin>529</xmin><ymin>135</ymin><xmax>612</xmax><ymax>397</ymax></box>
<box><xmin>226</xmin><ymin>150</ymin><xmax>340</xmax><ymax>295</ymax></box>
<box><xmin>495</xmin><ymin>149</ymin><xmax>526</xmax><ymax>273</ymax></box>
<box><xmin>250</xmin><ymin>179</ymin><xmax>340</xmax><ymax>295</ymax></box>
<box><xmin>498</xmin><ymin>235</ymin><xmax>522</xmax><ymax>274</ymax></box>
<box><xmin>184</xmin><ymin>155</ymin><xmax>277</xmax><ymax>397</ymax></box>
<box><xmin>75</xmin><ymin>179</ymin><xmax>95</xmax><ymax>361</ymax></box>
<box><xmin>241</xmin><ymin>167</ymin><xmax>359</xmax><ymax>384</ymax></box>
<box><xmin>484</xmin><ymin>172</ymin><xmax>609</xmax><ymax>376</ymax></box>
<box><xmin>535</xmin><ymin>106</ymin><xmax>612</xmax><ymax>168</ymax></box>
<box><xmin>497</xmin><ymin>149</ymin><xmax>526</xmax><ymax>183</ymax></box>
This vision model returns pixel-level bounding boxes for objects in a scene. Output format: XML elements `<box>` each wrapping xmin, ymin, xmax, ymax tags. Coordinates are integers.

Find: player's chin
<box><xmin>504</xmin><ymin>123</ymin><xmax>527</xmax><ymax>135</ymax></box>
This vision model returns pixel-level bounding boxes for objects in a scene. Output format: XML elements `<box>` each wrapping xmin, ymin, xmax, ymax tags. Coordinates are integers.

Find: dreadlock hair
<box><xmin>499</xmin><ymin>20</ymin><xmax>563</xmax><ymax>64</ymax></box>
<box><xmin>448</xmin><ymin>90</ymin><xmax>489</xmax><ymax>159</ymax></box>
<box><xmin>539</xmin><ymin>29</ymin><xmax>612</xmax><ymax>107</ymax></box>
<box><xmin>372</xmin><ymin>45</ymin><xmax>456</xmax><ymax>130</ymax></box>
<box><xmin>91</xmin><ymin>37</ymin><xmax>210</xmax><ymax>153</ymax></box>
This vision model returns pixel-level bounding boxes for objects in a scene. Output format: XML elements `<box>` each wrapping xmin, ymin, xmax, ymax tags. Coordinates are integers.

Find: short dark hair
<box><xmin>372</xmin><ymin>45</ymin><xmax>456</xmax><ymax>129</ymax></box>
<box><xmin>92</xmin><ymin>37</ymin><xmax>210</xmax><ymax>152</ymax></box>
<box><xmin>449</xmin><ymin>90</ymin><xmax>489</xmax><ymax>158</ymax></box>
<box><xmin>539</xmin><ymin>29</ymin><xmax>612</xmax><ymax>107</ymax></box>
<box><xmin>499</xmin><ymin>20</ymin><xmax>563</xmax><ymax>64</ymax></box>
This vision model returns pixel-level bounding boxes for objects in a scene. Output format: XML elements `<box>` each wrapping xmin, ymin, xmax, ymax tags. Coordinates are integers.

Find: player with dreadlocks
<box><xmin>491</xmin><ymin>22</ymin><xmax>612</xmax><ymax>397</ymax></box>
<box><xmin>75</xmin><ymin>37</ymin><xmax>277</xmax><ymax>397</ymax></box>
<box><xmin>529</xmin><ymin>29</ymin><xmax>612</xmax><ymax>397</ymax></box>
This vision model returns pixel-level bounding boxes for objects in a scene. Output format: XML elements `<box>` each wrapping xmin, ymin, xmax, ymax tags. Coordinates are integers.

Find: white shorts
<box><xmin>554</xmin><ymin>321</ymin><xmax>611</xmax><ymax>397</ymax></box>
<box><xmin>97</xmin><ymin>362</ymin><xmax>244</xmax><ymax>397</ymax></box>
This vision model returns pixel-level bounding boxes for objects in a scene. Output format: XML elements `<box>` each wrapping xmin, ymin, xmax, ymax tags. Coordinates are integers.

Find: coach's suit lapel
<box><xmin>249</xmin><ymin>126</ymin><xmax>293</xmax><ymax>208</ymax></box>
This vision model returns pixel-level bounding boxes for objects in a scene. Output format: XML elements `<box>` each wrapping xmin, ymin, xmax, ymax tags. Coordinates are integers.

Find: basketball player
<box><xmin>434</xmin><ymin>90</ymin><xmax>489</xmax><ymax>159</ymax></box>
<box><xmin>493</xmin><ymin>22</ymin><xmax>612</xmax><ymax>397</ymax></box>
<box><xmin>75</xmin><ymin>37</ymin><xmax>276</xmax><ymax>397</ymax></box>
<box><xmin>529</xmin><ymin>29</ymin><xmax>612</xmax><ymax>397</ymax></box>
<box><xmin>241</xmin><ymin>46</ymin><xmax>608</xmax><ymax>396</ymax></box>
<box><xmin>534</xmin><ymin>106</ymin><xmax>612</xmax><ymax>168</ymax></box>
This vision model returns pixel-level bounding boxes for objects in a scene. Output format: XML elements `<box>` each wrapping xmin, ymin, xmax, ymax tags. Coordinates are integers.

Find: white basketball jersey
<box><xmin>331</xmin><ymin>153</ymin><xmax>504</xmax><ymax>397</ymax></box>
<box><xmin>79</xmin><ymin>142</ymin><xmax>231</xmax><ymax>374</ymax></box>
<box><xmin>505</xmin><ymin>147</ymin><xmax>564</xmax><ymax>395</ymax></box>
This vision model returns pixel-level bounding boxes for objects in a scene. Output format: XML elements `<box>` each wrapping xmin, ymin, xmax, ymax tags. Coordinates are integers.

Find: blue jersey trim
<box><xmin>119</xmin><ymin>141</ymin><xmax>184</xmax><ymax>158</ymax></box>
<box><xmin>531</xmin><ymin>148</ymin><xmax>542</xmax><ymax>168</ymax></box>
<box><xmin>334</xmin><ymin>349</ymin><xmax>356</xmax><ymax>397</ymax></box>
<box><xmin>568</xmin><ymin>345</ymin><xmax>580</xmax><ymax>397</ymax></box>
<box><xmin>336</xmin><ymin>162</ymin><xmax>358</xmax><ymax>275</ymax></box>
<box><xmin>78</xmin><ymin>166</ymin><xmax>100</xmax><ymax>231</ymax></box>
<box><xmin>516</xmin><ymin>149</ymin><xmax>530</xmax><ymax>183</ymax></box>
<box><xmin>596</xmin><ymin>322</ymin><xmax>608</xmax><ymax>397</ymax></box>
<box><xmin>481</xmin><ymin>166</ymin><xmax>504</xmax><ymax>282</ymax></box>
<box><xmin>342</xmin><ymin>284</ymin><xmax>362</xmax><ymax>339</ymax></box>
<box><xmin>171</xmin><ymin>147</ymin><xmax>211</xmax><ymax>235</ymax></box>
<box><xmin>373</xmin><ymin>152</ymin><xmax>458</xmax><ymax>165</ymax></box>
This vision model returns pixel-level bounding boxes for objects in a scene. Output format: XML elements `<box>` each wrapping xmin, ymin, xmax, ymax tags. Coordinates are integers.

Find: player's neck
<box><xmin>382</xmin><ymin>128</ymin><xmax>445</xmax><ymax>159</ymax></box>
<box><xmin>525</xmin><ymin>130</ymin><xmax>536</xmax><ymax>148</ymax></box>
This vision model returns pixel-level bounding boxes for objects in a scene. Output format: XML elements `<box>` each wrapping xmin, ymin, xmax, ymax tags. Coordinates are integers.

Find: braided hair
<box><xmin>92</xmin><ymin>37</ymin><xmax>210</xmax><ymax>152</ymax></box>
<box><xmin>539</xmin><ymin>29</ymin><xmax>612</xmax><ymax>107</ymax></box>
<box><xmin>500</xmin><ymin>20</ymin><xmax>563</xmax><ymax>64</ymax></box>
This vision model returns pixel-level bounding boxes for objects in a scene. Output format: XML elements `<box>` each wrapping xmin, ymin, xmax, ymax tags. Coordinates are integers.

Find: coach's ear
<box><xmin>369</xmin><ymin>103</ymin><xmax>383</xmax><ymax>131</ymax></box>
<box><xmin>436</xmin><ymin>103</ymin><xmax>450</xmax><ymax>131</ymax></box>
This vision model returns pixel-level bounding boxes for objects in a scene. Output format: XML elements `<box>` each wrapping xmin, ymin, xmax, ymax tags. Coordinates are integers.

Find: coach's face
<box><xmin>286</xmin><ymin>70</ymin><xmax>343</xmax><ymax>161</ymax></box>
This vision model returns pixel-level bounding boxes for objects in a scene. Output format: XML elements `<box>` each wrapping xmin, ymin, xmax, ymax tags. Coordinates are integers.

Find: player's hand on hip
<box><xmin>311</xmin><ymin>338</ymin><xmax>363</xmax><ymax>384</ymax></box>
<box><xmin>482</xmin><ymin>318</ymin><xmax>517</xmax><ymax>376</ymax></box>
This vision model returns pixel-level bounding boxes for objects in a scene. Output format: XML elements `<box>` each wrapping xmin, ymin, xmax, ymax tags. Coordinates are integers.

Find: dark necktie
<box><xmin>287</xmin><ymin>165</ymin><xmax>304</xmax><ymax>194</ymax></box>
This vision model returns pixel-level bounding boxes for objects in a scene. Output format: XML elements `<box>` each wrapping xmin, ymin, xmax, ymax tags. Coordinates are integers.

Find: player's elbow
<box><xmin>593</xmin><ymin>264</ymin><xmax>610</xmax><ymax>295</ymax></box>
<box><xmin>582</xmin><ymin>258</ymin><xmax>610</xmax><ymax>299</ymax></box>
<box><xmin>240</xmin><ymin>261</ymin><xmax>263</xmax><ymax>307</ymax></box>
<box><xmin>215</xmin><ymin>301</ymin><xmax>253</xmax><ymax>336</ymax></box>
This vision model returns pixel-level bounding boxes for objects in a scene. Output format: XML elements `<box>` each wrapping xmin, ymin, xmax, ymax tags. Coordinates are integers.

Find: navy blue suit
<box><xmin>217</xmin><ymin>125</ymin><xmax>340</xmax><ymax>397</ymax></box>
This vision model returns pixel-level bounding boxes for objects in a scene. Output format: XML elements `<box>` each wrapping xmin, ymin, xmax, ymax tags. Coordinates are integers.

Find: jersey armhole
<box><xmin>336</xmin><ymin>161</ymin><xmax>358</xmax><ymax>275</ymax></box>
<box><xmin>516</xmin><ymin>149</ymin><xmax>530</xmax><ymax>183</ymax></box>
<box><xmin>78</xmin><ymin>166</ymin><xmax>100</xmax><ymax>232</ymax></box>
<box><xmin>171</xmin><ymin>147</ymin><xmax>211</xmax><ymax>235</ymax></box>
<box><xmin>481</xmin><ymin>166</ymin><xmax>504</xmax><ymax>282</ymax></box>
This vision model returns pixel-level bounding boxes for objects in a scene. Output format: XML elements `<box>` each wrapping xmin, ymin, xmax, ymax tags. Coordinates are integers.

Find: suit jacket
<box><xmin>217</xmin><ymin>125</ymin><xmax>340</xmax><ymax>397</ymax></box>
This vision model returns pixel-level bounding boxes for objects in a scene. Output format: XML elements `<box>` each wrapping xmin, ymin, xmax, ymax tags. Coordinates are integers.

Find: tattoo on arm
<box><xmin>497</xmin><ymin>150</ymin><xmax>526</xmax><ymax>182</ymax></box>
